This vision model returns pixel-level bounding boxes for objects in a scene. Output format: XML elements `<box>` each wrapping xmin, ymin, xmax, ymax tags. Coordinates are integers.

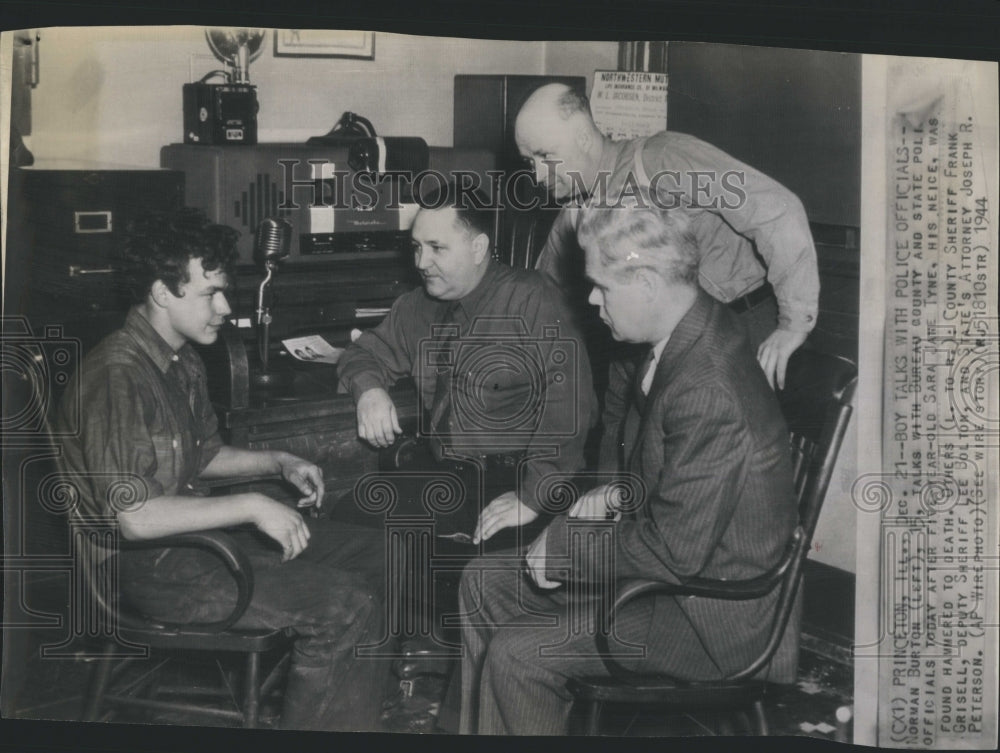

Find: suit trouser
<box><xmin>455</xmin><ymin>554</ymin><xmax>724</xmax><ymax>736</ymax></box>
<box><xmin>382</xmin><ymin>441</ymin><xmax>534</xmax><ymax>640</ymax></box>
<box><xmin>118</xmin><ymin>519</ymin><xmax>394</xmax><ymax>732</ymax></box>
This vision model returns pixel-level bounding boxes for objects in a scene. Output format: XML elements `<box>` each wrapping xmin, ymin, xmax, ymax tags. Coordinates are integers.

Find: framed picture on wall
<box><xmin>273</xmin><ymin>29</ymin><xmax>375</xmax><ymax>59</ymax></box>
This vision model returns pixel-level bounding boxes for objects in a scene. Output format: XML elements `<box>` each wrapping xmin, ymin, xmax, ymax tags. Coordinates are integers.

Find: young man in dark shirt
<box><xmin>56</xmin><ymin>208</ymin><xmax>392</xmax><ymax>731</ymax></box>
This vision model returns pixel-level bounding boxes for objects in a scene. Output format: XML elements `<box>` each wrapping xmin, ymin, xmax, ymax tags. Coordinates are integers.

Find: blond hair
<box><xmin>576</xmin><ymin>200</ymin><xmax>698</xmax><ymax>286</ymax></box>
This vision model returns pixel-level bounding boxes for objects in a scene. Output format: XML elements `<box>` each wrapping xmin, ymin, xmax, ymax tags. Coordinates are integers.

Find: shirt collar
<box><xmin>576</xmin><ymin>140</ymin><xmax>629</xmax><ymax>205</ymax></box>
<box><xmin>598</xmin><ymin>138</ymin><xmax>626</xmax><ymax>175</ymax></box>
<box><xmin>123</xmin><ymin>307</ymin><xmax>191</xmax><ymax>374</ymax></box>
<box><xmin>650</xmin><ymin>334</ymin><xmax>671</xmax><ymax>367</ymax></box>
<box><xmin>640</xmin><ymin>334</ymin><xmax>671</xmax><ymax>395</ymax></box>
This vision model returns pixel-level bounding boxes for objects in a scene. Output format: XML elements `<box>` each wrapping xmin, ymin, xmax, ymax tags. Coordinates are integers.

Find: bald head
<box><xmin>515</xmin><ymin>83</ymin><xmax>607</xmax><ymax>201</ymax></box>
<box><xmin>518</xmin><ymin>83</ymin><xmax>592</xmax><ymax>123</ymax></box>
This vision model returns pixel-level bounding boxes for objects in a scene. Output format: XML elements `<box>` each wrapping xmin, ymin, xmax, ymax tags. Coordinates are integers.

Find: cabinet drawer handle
<box><xmin>74</xmin><ymin>210</ymin><xmax>112</xmax><ymax>233</ymax></box>
<box><xmin>68</xmin><ymin>265</ymin><xmax>114</xmax><ymax>277</ymax></box>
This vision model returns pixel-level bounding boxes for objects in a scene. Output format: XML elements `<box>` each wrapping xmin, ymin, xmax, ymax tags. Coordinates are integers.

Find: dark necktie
<box><xmin>427</xmin><ymin>302</ymin><xmax>460</xmax><ymax>460</ymax></box>
<box><xmin>633</xmin><ymin>347</ymin><xmax>655</xmax><ymax>416</ymax></box>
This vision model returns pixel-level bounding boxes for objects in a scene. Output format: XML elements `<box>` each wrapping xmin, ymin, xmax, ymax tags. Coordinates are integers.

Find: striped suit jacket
<box><xmin>546</xmin><ymin>290</ymin><xmax>800</xmax><ymax>681</ymax></box>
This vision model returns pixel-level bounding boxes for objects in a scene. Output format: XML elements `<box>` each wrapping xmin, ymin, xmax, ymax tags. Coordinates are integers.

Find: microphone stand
<box><xmin>252</xmin><ymin>263</ymin><xmax>286</xmax><ymax>390</ymax></box>
<box><xmin>256</xmin><ymin>262</ymin><xmax>276</xmax><ymax>373</ymax></box>
<box><xmin>250</xmin><ymin>217</ymin><xmax>292</xmax><ymax>391</ymax></box>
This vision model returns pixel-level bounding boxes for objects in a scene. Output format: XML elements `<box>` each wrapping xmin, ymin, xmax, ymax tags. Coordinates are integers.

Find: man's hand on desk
<box><xmin>356</xmin><ymin>387</ymin><xmax>403</xmax><ymax>448</ymax></box>
<box><xmin>200</xmin><ymin>447</ymin><xmax>324</xmax><ymax>510</ymax></box>
<box><xmin>276</xmin><ymin>453</ymin><xmax>325</xmax><ymax>509</ymax></box>
<box><xmin>473</xmin><ymin>491</ymin><xmax>539</xmax><ymax>544</ymax></box>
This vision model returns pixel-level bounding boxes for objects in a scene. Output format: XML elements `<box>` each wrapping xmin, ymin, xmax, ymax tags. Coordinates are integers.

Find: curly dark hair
<box><xmin>118</xmin><ymin>207</ymin><xmax>239</xmax><ymax>304</ymax></box>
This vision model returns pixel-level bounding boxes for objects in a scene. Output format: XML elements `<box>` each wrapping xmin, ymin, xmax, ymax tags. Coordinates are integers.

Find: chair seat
<box><xmin>566</xmin><ymin>675</ymin><xmax>769</xmax><ymax>706</ymax></box>
<box><xmin>119</xmin><ymin>625</ymin><xmax>289</xmax><ymax>652</ymax></box>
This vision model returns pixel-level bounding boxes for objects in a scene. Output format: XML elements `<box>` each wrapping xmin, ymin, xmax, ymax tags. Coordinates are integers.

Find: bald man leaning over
<box><xmin>515</xmin><ymin>83</ymin><xmax>820</xmax><ymax>389</ymax></box>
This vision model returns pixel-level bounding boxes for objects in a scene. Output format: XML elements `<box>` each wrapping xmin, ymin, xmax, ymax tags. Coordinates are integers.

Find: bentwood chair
<box><xmin>494</xmin><ymin>201</ymin><xmax>560</xmax><ymax>270</ymax></box>
<box><xmin>78</xmin><ymin>526</ymin><xmax>292</xmax><ymax>728</ymax></box>
<box><xmin>54</xmin><ymin>453</ymin><xmax>296</xmax><ymax>727</ymax></box>
<box><xmin>7</xmin><ymin>335</ymin><xmax>293</xmax><ymax>728</ymax></box>
<box><xmin>566</xmin><ymin>347</ymin><xmax>857</xmax><ymax>735</ymax></box>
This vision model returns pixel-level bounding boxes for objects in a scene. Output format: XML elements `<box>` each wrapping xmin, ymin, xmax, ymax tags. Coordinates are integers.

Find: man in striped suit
<box><xmin>456</xmin><ymin>202</ymin><xmax>799</xmax><ymax>735</ymax></box>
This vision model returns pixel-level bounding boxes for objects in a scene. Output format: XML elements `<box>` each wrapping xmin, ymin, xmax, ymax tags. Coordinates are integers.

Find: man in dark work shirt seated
<box><xmin>55</xmin><ymin>208</ymin><xmax>393</xmax><ymax>731</ymax></box>
<box><xmin>338</xmin><ymin>181</ymin><xmax>596</xmax><ymax>545</ymax></box>
<box><xmin>337</xmin><ymin>181</ymin><xmax>597</xmax><ymax>730</ymax></box>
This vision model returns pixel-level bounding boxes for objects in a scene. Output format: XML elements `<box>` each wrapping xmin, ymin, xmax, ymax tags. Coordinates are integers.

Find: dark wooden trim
<box><xmin>802</xmin><ymin>559</ymin><xmax>855</xmax><ymax>648</ymax></box>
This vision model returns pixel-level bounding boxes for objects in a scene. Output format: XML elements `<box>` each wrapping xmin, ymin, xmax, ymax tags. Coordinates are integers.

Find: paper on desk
<box><xmin>355</xmin><ymin>307</ymin><xmax>391</xmax><ymax>318</ymax></box>
<box><xmin>282</xmin><ymin>335</ymin><xmax>343</xmax><ymax>364</ymax></box>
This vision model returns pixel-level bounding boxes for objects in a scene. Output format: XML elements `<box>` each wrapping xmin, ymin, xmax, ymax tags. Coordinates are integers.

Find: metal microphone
<box><xmin>255</xmin><ymin>218</ymin><xmax>291</xmax><ymax>326</ymax></box>
<box><xmin>255</xmin><ymin>217</ymin><xmax>292</xmax><ymax>267</ymax></box>
<box><xmin>254</xmin><ymin>218</ymin><xmax>291</xmax><ymax>385</ymax></box>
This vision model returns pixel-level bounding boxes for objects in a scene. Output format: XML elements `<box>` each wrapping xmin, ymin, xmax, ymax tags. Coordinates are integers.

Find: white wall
<box><xmin>811</xmin><ymin>421</ymin><xmax>858</xmax><ymax>571</ymax></box>
<box><xmin>25</xmin><ymin>29</ymin><xmax>619</xmax><ymax>167</ymax></box>
<box><xmin>26</xmin><ymin>27</ymin><xmax>554</xmax><ymax>167</ymax></box>
<box><xmin>543</xmin><ymin>41</ymin><xmax>619</xmax><ymax>95</ymax></box>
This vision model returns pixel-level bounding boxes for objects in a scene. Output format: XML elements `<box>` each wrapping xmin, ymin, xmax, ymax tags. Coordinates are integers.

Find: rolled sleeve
<box><xmin>641</xmin><ymin>133</ymin><xmax>820</xmax><ymax>334</ymax></box>
<box><xmin>197</xmin><ymin>432</ymin><xmax>224</xmax><ymax>475</ymax></box>
<box><xmin>337</xmin><ymin>295</ymin><xmax>418</xmax><ymax>401</ymax></box>
<box><xmin>776</xmin><ymin>299</ymin><xmax>818</xmax><ymax>333</ymax></box>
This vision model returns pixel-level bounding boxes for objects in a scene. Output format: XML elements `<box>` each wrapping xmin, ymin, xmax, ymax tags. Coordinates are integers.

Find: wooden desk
<box><xmin>200</xmin><ymin>325</ymin><xmax>419</xmax><ymax>510</ymax></box>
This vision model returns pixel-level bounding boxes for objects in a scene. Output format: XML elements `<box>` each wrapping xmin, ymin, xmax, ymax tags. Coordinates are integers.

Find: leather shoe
<box><xmin>379</xmin><ymin>674</ymin><xmax>449</xmax><ymax>734</ymax></box>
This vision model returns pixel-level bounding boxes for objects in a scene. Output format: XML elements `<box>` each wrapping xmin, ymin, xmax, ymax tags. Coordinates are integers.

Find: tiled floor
<box><xmin>6</xmin><ymin>612</ymin><xmax>853</xmax><ymax>741</ymax></box>
<box><xmin>4</xmin><ymin>546</ymin><xmax>856</xmax><ymax>740</ymax></box>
